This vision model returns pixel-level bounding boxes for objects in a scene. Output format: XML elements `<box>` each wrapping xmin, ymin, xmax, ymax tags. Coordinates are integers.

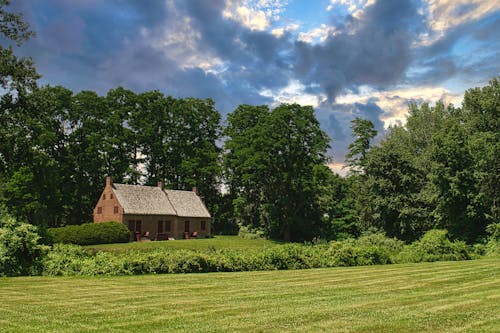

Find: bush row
<box><xmin>47</xmin><ymin>222</ymin><xmax>130</xmax><ymax>246</ymax></box>
<box><xmin>41</xmin><ymin>230</ymin><xmax>478</xmax><ymax>276</ymax></box>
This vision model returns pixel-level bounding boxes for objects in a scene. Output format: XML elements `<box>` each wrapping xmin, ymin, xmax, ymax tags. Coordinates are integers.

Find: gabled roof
<box><xmin>112</xmin><ymin>184</ymin><xmax>176</xmax><ymax>215</ymax></box>
<box><xmin>165</xmin><ymin>190</ymin><xmax>211</xmax><ymax>218</ymax></box>
<box><xmin>111</xmin><ymin>183</ymin><xmax>211</xmax><ymax>218</ymax></box>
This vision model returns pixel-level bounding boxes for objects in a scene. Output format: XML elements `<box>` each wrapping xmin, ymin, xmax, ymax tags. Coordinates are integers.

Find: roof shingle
<box><xmin>111</xmin><ymin>184</ymin><xmax>210</xmax><ymax>218</ymax></box>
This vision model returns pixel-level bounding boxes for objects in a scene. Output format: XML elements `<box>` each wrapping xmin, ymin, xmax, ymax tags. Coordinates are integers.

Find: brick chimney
<box><xmin>157</xmin><ymin>181</ymin><xmax>164</xmax><ymax>190</ymax></box>
<box><xmin>106</xmin><ymin>176</ymin><xmax>112</xmax><ymax>187</ymax></box>
<box><xmin>192</xmin><ymin>186</ymin><xmax>198</xmax><ymax>195</ymax></box>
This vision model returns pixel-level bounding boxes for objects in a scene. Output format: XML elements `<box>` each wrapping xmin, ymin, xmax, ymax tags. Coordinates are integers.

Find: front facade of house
<box><xmin>93</xmin><ymin>177</ymin><xmax>211</xmax><ymax>240</ymax></box>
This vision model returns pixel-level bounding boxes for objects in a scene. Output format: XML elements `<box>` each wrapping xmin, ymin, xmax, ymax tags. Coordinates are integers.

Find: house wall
<box><xmin>93</xmin><ymin>177</ymin><xmax>123</xmax><ymax>223</ymax></box>
<box><xmin>177</xmin><ymin>216</ymin><xmax>211</xmax><ymax>239</ymax></box>
<box><xmin>121</xmin><ymin>214</ymin><xmax>211</xmax><ymax>240</ymax></box>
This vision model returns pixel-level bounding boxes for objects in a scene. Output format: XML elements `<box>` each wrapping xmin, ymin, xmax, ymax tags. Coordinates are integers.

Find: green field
<box><xmin>87</xmin><ymin>235</ymin><xmax>279</xmax><ymax>252</ymax></box>
<box><xmin>1</xmin><ymin>259</ymin><xmax>499</xmax><ymax>332</ymax></box>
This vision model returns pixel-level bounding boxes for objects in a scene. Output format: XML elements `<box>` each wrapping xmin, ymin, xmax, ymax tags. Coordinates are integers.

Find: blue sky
<box><xmin>4</xmin><ymin>0</ymin><xmax>500</xmax><ymax>173</ymax></box>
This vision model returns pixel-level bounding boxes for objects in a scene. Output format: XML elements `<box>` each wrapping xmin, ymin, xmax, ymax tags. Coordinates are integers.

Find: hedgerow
<box><xmin>39</xmin><ymin>230</ymin><xmax>478</xmax><ymax>276</ymax></box>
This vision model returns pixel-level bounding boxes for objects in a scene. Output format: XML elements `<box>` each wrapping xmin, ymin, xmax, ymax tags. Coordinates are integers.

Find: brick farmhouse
<box><xmin>93</xmin><ymin>177</ymin><xmax>211</xmax><ymax>240</ymax></box>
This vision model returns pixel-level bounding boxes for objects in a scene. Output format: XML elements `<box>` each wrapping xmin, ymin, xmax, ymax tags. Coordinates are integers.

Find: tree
<box><xmin>345</xmin><ymin>117</ymin><xmax>377</xmax><ymax>172</ymax></box>
<box><xmin>462</xmin><ymin>78</ymin><xmax>500</xmax><ymax>225</ymax></box>
<box><xmin>131</xmin><ymin>92</ymin><xmax>222</xmax><ymax>212</ymax></box>
<box><xmin>0</xmin><ymin>0</ymin><xmax>39</xmax><ymax>95</ymax></box>
<box><xmin>224</xmin><ymin>103</ymin><xmax>330</xmax><ymax>241</ymax></box>
<box><xmin>1</xmin><ymin>86</ymin><xmax>73</xmax><ymax>226</ymax></box>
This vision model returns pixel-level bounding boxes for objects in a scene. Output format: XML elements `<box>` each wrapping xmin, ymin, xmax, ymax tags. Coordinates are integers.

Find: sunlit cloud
<box><xmin>260</xmin><ymin>80</ymin><xmax>327</xmax><ymax>107</ymax></box>
<box><xmin>415</xmin><ymin>0</ymin><xmax>500</xmax><ymax>46</ymax></box>
<box><xmin>223</xmin><ymin>0</ymin><xmax>289</xmax><ymax>31</ymax></box>
<box><xmin>336</xmin><ymin>85</ymin><xmax>463</xmax><ymax>127</ymax></box>
<box><xmin>297</xmin><ymin>24</ymin><xmax>337</xmax><ymax>43</ymax></box>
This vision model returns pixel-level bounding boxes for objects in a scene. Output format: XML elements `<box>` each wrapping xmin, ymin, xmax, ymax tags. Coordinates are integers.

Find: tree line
<box><xmin>1</xmin><ymin>2</ymin><xmax>498</xmax><ymax>243</ymax></box>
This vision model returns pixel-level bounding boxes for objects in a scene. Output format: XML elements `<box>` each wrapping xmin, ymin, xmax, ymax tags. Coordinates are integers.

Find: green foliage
<box><xmin>485</xmin><ymin>222</ymin><xmax>500</xmax><ymax>256</ymax></box>
<box><xmin>0</xmin><ymin>212</ymin><xmax>48</xmax><ymax>276</ymax></box>
<box><xmin>354</xmin><ymin>77</ymin><xmax>500</xmax><ymax>243</ymax></box>
<box><xmin>224</xmin><ymin>103</ymin><xmax>330</xmax><ymax>241</ymax></box>
<box><xmin>345</xmin><ymin>117</ymin><xmax>377</xmax><ymax>172</ymax></box>
<box><xmin>326</xmin><ymin>232</ymin><xmax>404</xmax><ymax>266</ymax></box>
<box><xmin>47</xmin><ymin>222</ymin><xmax>130</xmax><ymax>246</ymax></box>
<box><xmin>1</xmin><ymin>85</ymin><xmax>223</xmax><ymax>227</ymax></box>
<box><xmin>38</xmin><ymin>232</ymin><xmax>475</xmax><ymax>277</ymax></box>
<box><xmin>238</xmin><ymin>225</ymin><xmax>266</xmax><ymax>240</ymax></box>
<box><xmin>396</xmin><ymin>230</ymin><xmax>470</xmax><ymax>263</ymax></box>
<box><xmin>0</xmin><ymin>0</ymin><xmax>39</xmax><ymax>94</ymax></box>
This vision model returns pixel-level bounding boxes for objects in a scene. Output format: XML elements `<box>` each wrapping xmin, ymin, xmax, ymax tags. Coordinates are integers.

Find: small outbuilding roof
<box><xmin>111</xmin><ymin>183</ymin><xmax>211</xmax><ymax>218</ymax></box>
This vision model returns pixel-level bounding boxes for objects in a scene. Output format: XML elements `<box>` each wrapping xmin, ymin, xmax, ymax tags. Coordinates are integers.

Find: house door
<box><xmin>184</xmin><ymin>221</ymin><xmax>190</xmax><ymax>233</ymax></box>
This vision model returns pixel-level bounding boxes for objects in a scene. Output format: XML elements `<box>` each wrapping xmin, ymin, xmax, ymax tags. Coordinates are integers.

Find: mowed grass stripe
<box><xmin>0</xmin><ymin>259</ymin><xmax>499</xmax><ymax>332</ymax></box>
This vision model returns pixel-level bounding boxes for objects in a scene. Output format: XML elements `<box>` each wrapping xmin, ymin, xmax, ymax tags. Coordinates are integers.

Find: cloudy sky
<box><xmin>5</xmin><ymin>0</ymin><xmax>500</xmax><ymax>172</ymax></box>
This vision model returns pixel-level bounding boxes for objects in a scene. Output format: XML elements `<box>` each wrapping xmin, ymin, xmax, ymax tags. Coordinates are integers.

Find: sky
<box><xmin>4</xmin><ymin>0</ymin><xmax>500</xmax><ymax>174</ymax></box>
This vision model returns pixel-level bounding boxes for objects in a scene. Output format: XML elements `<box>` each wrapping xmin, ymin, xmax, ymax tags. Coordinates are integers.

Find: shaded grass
<box><xmin>1</xmin><ymin>259</ymin><xmax>499</xmax><ymax>332</ymax></box>
<box><xmin>86</xmin><ymin>235</ymin><xmax>279</xmax><ymax>253</ymax></box>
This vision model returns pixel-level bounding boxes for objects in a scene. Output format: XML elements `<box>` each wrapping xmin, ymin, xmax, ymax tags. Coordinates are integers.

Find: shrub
<box><xmin>47</xmin><ymin>222</ymin><xmax>130</xmax><ymax>245</ymax></box>
<box><xmin>485</xmin><ymin>222</ymin><xmax>500</xmax><ymax>256</ymax></box>
<box><xmin>42</xmin><ymin>244</ymin><xmax>131</xmax><ymax>276</ymax></box>
<box><xmin>324</xmin><ymin>232</ymin><xmax>404</xmax><ymax>267</ymax></box>
<box><xmin>0</xmin><ymin>214</ymin><xmax>49</xmax><ymax>276</ymax></box>
<box><xmin>395</xmin><ymin>229</ymin><xmax>471</xmax><ymax>263</ymax></box>
<box><xmin>238</xmin><ymin>225</ymin><xmax>266</xmax><ymax>240</ymax></box>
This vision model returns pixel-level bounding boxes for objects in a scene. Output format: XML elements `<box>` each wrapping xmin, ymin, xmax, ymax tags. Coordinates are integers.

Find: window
<box><xmin>158</xmin><ymin>221</ymin><xmax>164</xmax><ymax>234</ymax></box>
<box><xmin>103</xmin><ymin>194</ymin><xmax>106</xmax><ymax>200</ymax></box>
<box><xmin>128</xmin><ymin>220</ymin><xmax>142</xmax><ymax>233</ymax></box>
<box><xmin>184</xmin><ymin>221</ymin><xmax>190</xmax><ymax>233</ymax></box>
<box><xmin>97</xmin><ymin>207</ymin><xmax>102</xmax><ymax>214</ymax></box>
<box><xmin>166</xmin><ymin>221</ymin><xmax>172</xmax><ymax>232</ymax></box>
<box><xmin>110</xmin><ymin>193</ymin><xmax>114</xmax><ymax>199</ymax></box>
<box><xmin>201</xmin><ymin>221</ymin><xmax>206</xmax><ymax>231</ymax></box>
<box><xmin>114</xmin><ymin>206</ymin><xmax>119</xmax><ymax>214</ymax></box>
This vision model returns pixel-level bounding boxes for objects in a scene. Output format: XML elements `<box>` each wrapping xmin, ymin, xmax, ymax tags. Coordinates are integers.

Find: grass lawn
<box><xmin>0</xmin><ymin>259</ymin><xmax>499</xmax><ymax>332</ymax></box>
<box><xmin>86</xmin><ymin>235</ymin><xmax>279</xmax><ymax>252</ymax></box>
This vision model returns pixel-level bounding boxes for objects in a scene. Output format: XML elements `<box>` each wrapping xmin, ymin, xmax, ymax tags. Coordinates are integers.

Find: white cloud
<box><xmin>327</xmin><ymin>162</ymin><xmax>349</xmax><ymax>177</ymax></box>
<box><xmin>336</xmin><ymin>85</ymin><xmax>462</xmax><ymax>127</ymax></box>
<box><xmin>260</xmin><ymin>80</ymin><xmax>327</xmax><ymax>107</ymax></box>
<box><xmin>326</xmin><ymin>0</ymin><xmax>376</xmax><ymax>18</ymax></box>
<box><xmin>297</xmin><ymin>24</ymin><xmax>337</xmax><ymax>43</ymax></box>
<box><xmin>223</xmin><ymin>4</ymin><xmax>270</xmax><ymax>31</ymax></box>
<box><xmin>271</xmin><ymin>23</ymin><xmax>300</xmax><ymax>37</ymax></box>
<box><xmin>416</xmin><ymin>0</ymin><xmax>500</xmax><ymax>46</ymax></box>
<box><xmin>223</xmin><ymin>0</ymin><xmax>289</xmax><ymax>31</ymax></box>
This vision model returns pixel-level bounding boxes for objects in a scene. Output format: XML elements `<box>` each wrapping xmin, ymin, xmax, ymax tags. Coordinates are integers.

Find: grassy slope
<box><xmin>1</xmin><ymin>259</ymin><xmax>499</xmax><ymax>332</ymax></box>
<box><xmin>86</xmin><ymin>235</ymin><xmax>279</xmax><ymax>252</ymax></box>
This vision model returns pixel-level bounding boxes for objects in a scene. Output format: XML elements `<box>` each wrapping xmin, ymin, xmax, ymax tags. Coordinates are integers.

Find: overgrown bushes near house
<box><xmin>0</xmin><ymin>213</ymin><xmax>49</xmax><ymax>276</ymax></box>
<box><xmin>47</xmin><ymin>222</ymin><xmax>130</xmax><ymax>246</ymax></box>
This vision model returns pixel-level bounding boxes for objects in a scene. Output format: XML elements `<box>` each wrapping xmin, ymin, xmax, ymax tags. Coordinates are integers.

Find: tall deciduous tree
<box><xmin>345</xmin><ymin>117</ymin><xmax>377</xmax><ymax>173</ymax></box>
<box><xmin>224</xmin><ymin>103</ymin><xmax>330</xmax><ymax>241</ymax></box>
<box><xmin>131</xmin><ymin>92</ymin><xmax>222</xmax><ymax>212</ymax></box>
<box><xmin>0</xmin><ymin>0</ymin><xmax>39</xmax><ymax>95</ymax></box>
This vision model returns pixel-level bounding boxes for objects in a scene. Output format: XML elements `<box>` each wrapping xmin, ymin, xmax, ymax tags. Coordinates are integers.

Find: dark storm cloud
<box><xmin>294</xmin><ymin>0</ymin><xmax>424</xmax><ymax>102</ymax></box>
<box><xmin>4</xmin><ymin>0</ymin><xmax>500</xmax><ymax>163</ymax></box>
<box><xmin>175</xmin><ymin>0</ymin><xmax>293</xmax><ymax>91</ymax></box>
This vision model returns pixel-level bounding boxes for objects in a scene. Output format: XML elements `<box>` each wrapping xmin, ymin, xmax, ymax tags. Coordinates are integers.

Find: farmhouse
<box><xmin>93</xmin><ymin>177</ymin><xmax>211</xmax><ymax>240</ymax></box>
